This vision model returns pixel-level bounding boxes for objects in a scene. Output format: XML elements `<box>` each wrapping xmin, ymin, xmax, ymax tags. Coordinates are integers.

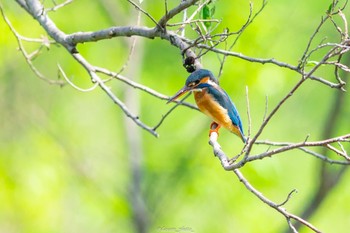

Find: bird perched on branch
<box><xmin>167</xmin><ymin>69</ymin><xmax>246</xmax><ymax>143</ymax></box>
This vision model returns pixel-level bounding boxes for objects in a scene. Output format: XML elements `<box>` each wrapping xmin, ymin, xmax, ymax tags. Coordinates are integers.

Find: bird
<box><xmin>167</xmin><ymin>69</ymin><xmax>246</xmax><ymax>143</ymax></box>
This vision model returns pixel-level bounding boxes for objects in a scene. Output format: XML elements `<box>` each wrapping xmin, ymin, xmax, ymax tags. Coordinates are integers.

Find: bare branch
<box><xmin>326</xmin><ymin>144</ymin><xmax>350</xmax><ymax>160</ymax></box>
<box><xmin>95</xmin><ymin>67</ymin><xmax>198</xmax><ymax>110</ymax></box>
<box><xmin>184</xmin><ymin>42</ymin><xmax>346</xmax><ymax>88</ymax></box>
<box><xmin>0</xmin><ymin>4</ymin><xmax>64</xmax><ymax>85</ymax></box>
<box><xmin>72</xmin><ymin>52</ymin><xmax>159</xmax><ymax>136</ymax></box>
<box><xmin>277</xmin><ymin>189</ymin><xmax>298</xmax><ymax>207</ymax></box>
<box><xmin>234</xmin><ymin>169</ymin><xmax>322</xmax><ymax>233</ymax></box>
<box><xmin>153</xmin><ymin>93</ymin><xmax>193</xmax><ymax>131</ymax></box>
<box><xmin>255</xmin><ymin>140</ymin><xmax>350</xmax><ymax>165</ymax></box>
<box><xmin>167</xmin><ymin>18</ymin><xmax>221</xmax><ymax>27</ymax></box>
<box><xmin>238</xmin><ymin>134</ymin><xmax>350</xmax><ymax>168</ymax></box>
<box><xmin>208</xmin><ymin>131</ymin><xmax>350</xmax><ymax>170</ymax></box>
<box><xmin>208</xmin><ymin>132</ymin><xmax>231</xmax><ymax>169</ymax></box>
<box><xmin>17</xmin><ymin>0</ymin><xmax>157</xmax><ymax>135</ymax></box>
<box><xmin>127</xmin><ymin>0</ymin><xmax>160</xmax><ymax>28</ymax></box>
<box><xmin>6</xmin><ymin>1</ymin><xmax>350</xmax><ymax>231</ymax></box>
<box><xmin>218</xmin><ymin>0</ymin><xmax>267</xmax><ymax>77</ymax></box>
<box><xmin>245</xmin><ymin>86</ymin><xmax>252</xmax><ymax>141</ymax></box>
<box><xmin>158</xmin><ymin>0</ymin><xmax>200</xmax><ymax>27</ymax></box>
<box><xmin>57</xmin><ymin>64</ymin><xmax>98</xmax><ymax>92</ymax></box>
<box><xmin>66</xmin><ymin>26</ymin><xmax>158</xmax><ymax>45</ymax></box>
<box><xmin>46</xmin><ymin>0</ymin><xmax>73</xmax><ymax>12</ymax></box>
<box><xmin>11</xmin><ymin>0</ymin><xmax>201</xmax><ymax>136</ymax></box>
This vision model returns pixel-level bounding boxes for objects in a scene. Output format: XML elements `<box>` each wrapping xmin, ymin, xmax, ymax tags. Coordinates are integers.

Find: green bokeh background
<box><xmin>0</xmin><ymin>1</ymin><xmax>349</xmax><ymax>233</ymax></box>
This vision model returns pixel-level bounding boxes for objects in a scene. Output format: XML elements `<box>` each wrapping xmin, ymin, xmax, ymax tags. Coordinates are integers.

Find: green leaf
<box><xmin>306</xmin><ymin>61</ymin><xmax>319</xmax><ymax>67</ymax></box>
<box><xmin>202</xmin><ymin>5</ymin><xmax>210</xmax><ymax>20</ymax></box>
<box><xmin>327</xmin><ymin>3</ymin><xmax>333</xmax><ymax>14</ymax></box>
<box><xmin>202</xmin><ymin>5</ymin><xmax>211</xmax><ymax>28</ymax></box>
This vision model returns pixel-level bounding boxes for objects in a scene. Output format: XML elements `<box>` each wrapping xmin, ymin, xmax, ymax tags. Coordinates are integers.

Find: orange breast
<box><xmin>194</xmin><ymin>90</ymin><xmax>241</xmax><ymax>136</ymax></box>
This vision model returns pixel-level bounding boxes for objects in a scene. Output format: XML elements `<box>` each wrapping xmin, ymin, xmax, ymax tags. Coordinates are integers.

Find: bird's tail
<box><xmin>241</xmin><ymin>135</ymin><xmax>247</xmax><ymax>144</ymax></box>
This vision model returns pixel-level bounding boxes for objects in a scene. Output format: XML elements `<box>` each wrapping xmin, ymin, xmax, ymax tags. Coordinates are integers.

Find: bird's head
<box><xmin>167</xmin><ymin>69</ymin><xmax>219</xmax><ymax>103</ymax></box>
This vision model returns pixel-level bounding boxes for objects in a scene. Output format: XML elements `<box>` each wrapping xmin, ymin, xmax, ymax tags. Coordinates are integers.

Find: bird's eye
<box><xmin>188</xmin><ymin>82</ymin><xmax>195</xmax><ymax>87</ymax></box>
<box><xmin>188</xmin><ymin>80</ymin><xmax>200</xmax><ymax>87</ymax></box>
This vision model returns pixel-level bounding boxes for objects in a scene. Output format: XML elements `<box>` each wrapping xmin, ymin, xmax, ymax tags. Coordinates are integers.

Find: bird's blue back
<box><xmin>204</xmin><ymin>84</ymin><xmax>245</xmax><ymax>136</ymax></box>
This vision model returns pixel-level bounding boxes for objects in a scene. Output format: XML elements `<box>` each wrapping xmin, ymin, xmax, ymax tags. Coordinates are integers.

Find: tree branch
<box><xmin>209</xmin><ymin>130</ymin><xmax>350</xmax><ymax>170</ymax></box>
<box><xmin>158</xmin><ymin>0</ymin><xmax>200</xmax><ymax>28</ymax></box>
<box><xmin>233</xmin><ymin>169</ymin><xmax>322</xmax><ymax>233</ymax></box>
<box><xmin>12</xmin><ymin>0</ymin><xmax>204</xmax><ymax>136</ymax></box>
<box><xmin>4</xmin><ymin>1</ymin><xmax>350</xmax><ymax>232</ymax></box>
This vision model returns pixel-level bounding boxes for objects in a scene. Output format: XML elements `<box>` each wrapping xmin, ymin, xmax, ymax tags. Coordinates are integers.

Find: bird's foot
<box><xmin>209</xmin><ymin>122</ymin><xmax>221</xmax><ymax>136</ymax></box>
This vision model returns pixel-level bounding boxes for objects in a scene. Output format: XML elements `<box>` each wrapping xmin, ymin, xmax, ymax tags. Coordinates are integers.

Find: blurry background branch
<box><xmin>1</xmin><ymin>0</ymin><xmax>350</xmax><ymax>232</ymax></box>
<box><xmin>283</xmin><ymin>57</ymin><xmax>350</xmax><ymax>233</ymax></box>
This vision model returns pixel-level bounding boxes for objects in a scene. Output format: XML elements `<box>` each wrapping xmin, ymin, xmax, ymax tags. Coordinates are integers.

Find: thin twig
<box><xmin>15</xmin><ymin>0</ymin><xmax>159</xmax><ymax>136</ymax></box>
<box><xmin>158</xmin><ymin>0</ymin><xmax>200</xmax><ymax>28</ymax></box>
<box><xmin>46</xmin><ymin>0</ymin><xmax>73</xmax><ymax>12</ymax></box>
<box><xmin>0</xmin><ymin>4</ymin><xmax>64</xmax><ymax>85</ymax></box>
<box><xmin>184</xmin><ymin>42</ymin><xmax>346</xmax><ymax>89</ymax></box>
<box><xmin>219</xmin><ymin>0</ymin><xmax>267</xmax><ymax>77</ymax></box>
<box><xmin>167</xmin><ymin>18</ymin><xmax>221</xmax><ymax>27</ymax></box>
<box><xmin>234</xmin><ymin>169</ymin><xmax>322</xmax><ymax>233</ymax></box>
<box><xmin>127</xmin><ymin>0</ymin><xmax>161</xmax><ymax>28</ymax></box>
<box><xmin>57</xmin><ymin>64</ymin><xmax>98</xmax><ymax>92</ymax></box>
<box><xmin>95</xmin><ymin>66</ymin><xmax>198</xmax><ymax>110</ymax></box>
<box><xmin>256</xmin><ymin>140</ymin><xmax>350</xmax><ymax>165</ymax></box>
<box><xmin>245</xmin><ymin>86</ymin><xmax>251</xmax><ymax>142</ymax></box>
<box><xmin>115</xmin><ymin>10</ymin><xmax>141</xmax><ymax>76</ymax></box>
<box><xmin>208</xmin><ymin>132</ymin><xmax>350</xmax><ymax>170</ymax></box>
<box><xmin>326</xmin><ymin>144</ymin><xmax>350</xmax><ymax>160</ymax></box>
<box><xmin>72</xmin><ymin>53</ymin><xmax>159</xmax><ymax>137</ymax></box>
<box><xmin>153</xmin><ymin>92</ymin><xmax>192</xmax><ymax>131</ymax></box>
<box><xmin>8</xmin><ymin>1</ymin><xmax>350</xmax><ymax>231</ymax></box>
<box><xmin>277</xmin><ymin>189</ymin><xmax>298</xmax><ymax>207</ymax></box>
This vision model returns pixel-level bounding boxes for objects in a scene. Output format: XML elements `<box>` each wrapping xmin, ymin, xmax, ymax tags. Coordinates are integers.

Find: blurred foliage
<box><xmin>0</xmin><ymin>0</ymin><xmax>349</xmax><ymax>233</ymax></box>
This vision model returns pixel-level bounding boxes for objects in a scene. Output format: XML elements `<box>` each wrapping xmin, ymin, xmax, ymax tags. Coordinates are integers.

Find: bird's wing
<box><xmin>207</xmin><ymin>86</ymin><xmax>245</xmax><ymax>136</ymax></box>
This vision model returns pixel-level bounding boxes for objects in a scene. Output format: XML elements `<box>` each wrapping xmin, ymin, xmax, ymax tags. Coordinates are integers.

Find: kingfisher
<box><xmin>167</xmin><ymin>69</ymin><xmax>246</xmax><ymax>143</ymax></box>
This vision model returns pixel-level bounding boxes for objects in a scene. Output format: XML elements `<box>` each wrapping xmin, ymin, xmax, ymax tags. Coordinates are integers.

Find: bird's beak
<box><xmin>167</xmin><ymin>86</ymin><xmax>190</xmax><ymax>104</ymax></box>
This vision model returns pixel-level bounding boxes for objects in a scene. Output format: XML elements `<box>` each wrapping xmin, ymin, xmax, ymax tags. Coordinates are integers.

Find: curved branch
<box><xmin>72</xmin><ymin>53</ymin><xmax>159</xmax><ymax>137</ymax></box>
<box><xmin>158</xmin><ymin>0</ymin><xmax>200</xmax><ymax>27</ymax></box>
<box><xmin>0</xmin><ymin>4</ymin><xmax>64</xmax><ymax>85</ymax></box>
<box><xmin>14</xmin><ymin>0</ymin><xmax>158</xmax><ymax>136</ymax></box>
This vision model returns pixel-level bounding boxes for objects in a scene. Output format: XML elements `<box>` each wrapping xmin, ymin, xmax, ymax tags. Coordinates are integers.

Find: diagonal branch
<box><xmin>233</xmin><ymin>169</ymin><xmax>322</xmax><ymax>233</ymax></box>
<box><xmin>94</xmin><ymin>67</ymin><xmax>198</xmax><ymax>110</ymax></box>
<box><xmin>158</xmin><ymin>0</ymin><xmax>200</xmax><ymax>28</ymax></box>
